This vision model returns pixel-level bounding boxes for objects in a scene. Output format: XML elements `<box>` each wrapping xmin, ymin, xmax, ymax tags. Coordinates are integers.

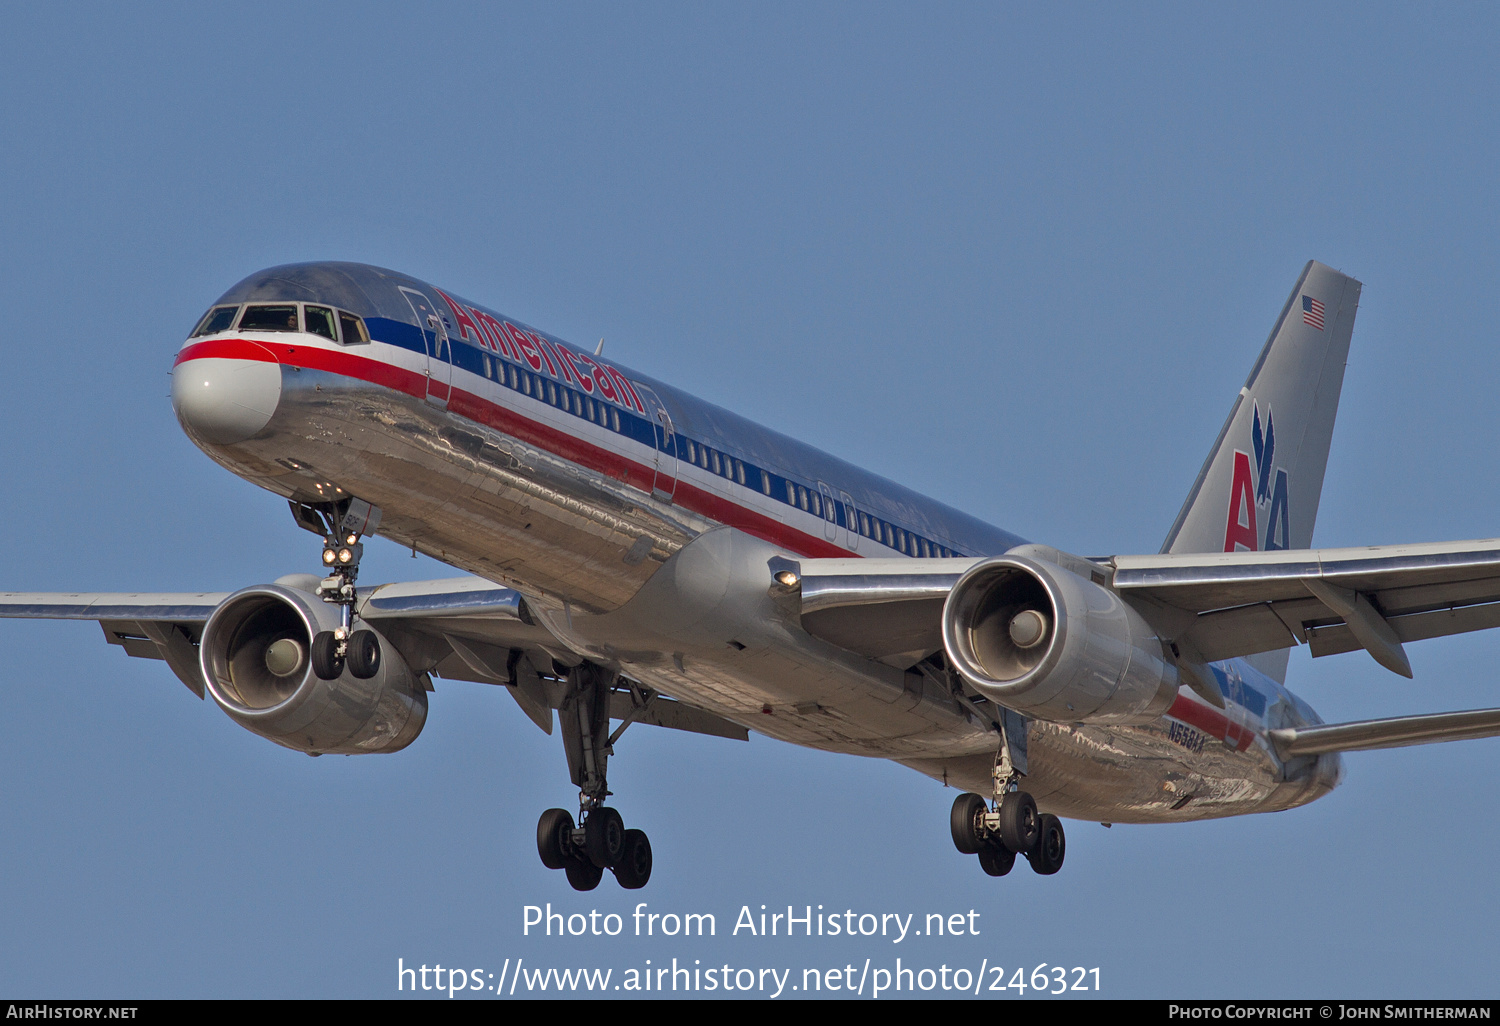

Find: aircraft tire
<box><xmin>564</xmin><ymin>856</ymin><xmax>604</xmax><ymax>891</ymax></box>
<box><xmin>613</xmin><ymin>829</ymin><xmax>653</xmax><ymax>890</ymax></box>
<box><xmin>346</xmin><ymin>629</ymin><xmax>381</xmax><ymax>679</ymax></box>
<box><xmin>585</xmin><ymin>807</ymin><xmax>626</xmax><ymax>868</ymax></box>
<box><xmin>537</xmin><ymin>808</ymin><xmax>575</xmax><ymax>870</ymax></box>
<box><xmin>978</xmin><ymin>839</ymin><xmax>1016</xmax><ymax>877</ymax></box>
<box><xmin>311</xmin><ymin>631</ymin><xmax>343</xmax><ymax>680</ymax></box>
<box><xmin>950</xmin><ymin>792</ymin><xmax>988</xmax><ymax>854</ymax></box>
<box><xmin>997</xmin><ymin>791</ymin><xmax>1039</xmax><ymax>854</ymax></box>
<box><xmin>1026</xmin><ymin>814</ymin><xmax>1066</xmax><ymax>875</ymax></box>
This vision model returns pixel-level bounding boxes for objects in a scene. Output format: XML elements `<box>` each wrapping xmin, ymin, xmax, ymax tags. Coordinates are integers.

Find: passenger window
<box><xmin>240</xmin><ymin>305</ymin><xmax>300</xmax><ymax>332</ymax></box>
<box><xmin>191</xmin><ymin>306</ymin><xmax>239</xmax><ymax>337</ymax></box>
<box><xmin>304</xmin><ymin>306</ymin><xmax>337</xmax><ymax>341</ymax></box>
<box><xmin>610</xmin><ymin>408</ymin><xmax>620</xmax><ymax>431</ymax></box>
<box><xmin>735</xmin><ymin>461</ymin><xmax>745</xmax><ymax>484</ymax></box>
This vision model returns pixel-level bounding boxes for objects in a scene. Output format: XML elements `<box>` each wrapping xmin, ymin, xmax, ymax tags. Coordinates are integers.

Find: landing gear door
<box><xmin>397</xmin><ymin>287</ymin><xmax>452</xmax><ymax>408</ymax></box>
<box><xmin>634</xmin><ymin>384</ymin><xmax>677</xmax><ymax>504</ymax></box>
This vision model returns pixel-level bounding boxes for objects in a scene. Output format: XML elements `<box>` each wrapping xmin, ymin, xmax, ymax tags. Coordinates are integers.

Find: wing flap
<box><xmin>1112</xmin><ymin>539</ymin><xmax>1500</xmax><ymax>671</ymax></box>
<box><xmin>1307</xmin><ymin>601</ymin><xmax>1500</xmax><ymax>659</ymax></box>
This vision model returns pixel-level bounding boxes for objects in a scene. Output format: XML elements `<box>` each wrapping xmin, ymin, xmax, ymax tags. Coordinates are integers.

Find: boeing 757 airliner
<box><xmin>6</xmin><ymin>259</ymin><xmax>1500</xmax><ymax>890</ymax></box>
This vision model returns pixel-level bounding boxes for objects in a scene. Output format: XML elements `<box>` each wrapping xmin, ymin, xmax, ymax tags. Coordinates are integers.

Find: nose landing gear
<box><xmin>286</xmin><ymin>498</ymin><xmax>384</xmax><ymax>681</ymax></box>
<box><xmin>290</xmin><ymin>498</ymin><xmax>385</xmax><ymax>681</ymax></box>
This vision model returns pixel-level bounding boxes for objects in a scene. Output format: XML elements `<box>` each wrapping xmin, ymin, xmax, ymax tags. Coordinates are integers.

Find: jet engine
<box><xmin>941</xmin><ymin>554</ymin><xmax>1179</xmax><ymax>725</ymax></box>
<box><xmin>199</xmin><ymin>584</ymin><xmax>427</xmax><ymax>755</ymax></box>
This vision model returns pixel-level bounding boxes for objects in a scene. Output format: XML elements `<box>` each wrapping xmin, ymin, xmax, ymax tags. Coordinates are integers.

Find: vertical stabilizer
<box><xmin>1160</xmin><ymin>261</ymin><xmax>1362</xmax><ymax>680</ymax></box>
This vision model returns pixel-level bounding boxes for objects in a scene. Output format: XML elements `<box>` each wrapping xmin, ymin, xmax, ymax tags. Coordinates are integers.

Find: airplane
<box><xmin>7</xmin><ymin>258</ymin><xmax>1500</xmax><ymax>892</ymax></box>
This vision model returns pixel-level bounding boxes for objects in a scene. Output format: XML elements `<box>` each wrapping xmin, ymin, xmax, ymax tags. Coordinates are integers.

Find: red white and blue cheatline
<box><xmin>1302</xmin><ymin>294</ymin><xmax>1325</xmax><ymax>330</ymax></box>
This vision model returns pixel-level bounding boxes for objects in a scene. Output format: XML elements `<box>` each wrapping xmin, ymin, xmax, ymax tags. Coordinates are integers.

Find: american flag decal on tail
<box><xmin>1302</xmin><ymin>294</ymin><xmax>1325</xmax><ymax>330</ymax></box>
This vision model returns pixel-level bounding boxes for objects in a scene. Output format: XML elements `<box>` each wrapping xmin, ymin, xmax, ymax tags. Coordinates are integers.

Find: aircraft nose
<box><xmin>172</xmin><ymin>354</ymin><xmax>282</xmax><ymax>445</ymax></box>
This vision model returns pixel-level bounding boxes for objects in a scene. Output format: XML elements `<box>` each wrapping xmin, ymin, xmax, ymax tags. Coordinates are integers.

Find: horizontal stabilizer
<box><xmin>1269</xmin><ymin>707</ymin><xmax>1500</xmax><ymax>757</ymax></box>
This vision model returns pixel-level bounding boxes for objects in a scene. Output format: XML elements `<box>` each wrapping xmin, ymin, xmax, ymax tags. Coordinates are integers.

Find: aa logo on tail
<box><xmin>1223</xmin><ymin>401</ymin><xmax>1290</xmax><ymax>552</ymax></box>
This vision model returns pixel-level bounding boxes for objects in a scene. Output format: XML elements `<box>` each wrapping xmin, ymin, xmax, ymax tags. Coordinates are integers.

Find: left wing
<box><xmin>1110</xmin><ymin>538</ymin><xmax>1500</xmax><ymax>676</ymax></box>
<box><xmin>780</xmin><ymin>538</ymin><xmax>1500</xmax><ymax>679</ymax></box>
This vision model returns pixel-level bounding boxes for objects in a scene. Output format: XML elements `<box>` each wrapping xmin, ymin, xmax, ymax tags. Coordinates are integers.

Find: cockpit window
<box><xmin>191</xmin><ymin>306</ymin><xmax>239</xmax><ymax>337</ymax></box>
<box><xmin>304</xmin><ymin>306</ymin><xmax>337</xmax><ymax>341</ymax></box>
<box><xmin>239</xmin><ymin>305</ymin><xmax>300</xmax><ymax>332</ymax></box>
<box><xmin>338</xmin><ymin>311</ymin><xmax>370</xmax><ymax>345</ymax></box>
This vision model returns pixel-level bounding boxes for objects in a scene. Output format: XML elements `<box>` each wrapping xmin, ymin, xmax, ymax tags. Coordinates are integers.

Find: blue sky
<box><xmin>2</xmin><ymin>2</ymin><xmax>1498</xmax><ymax>998</ymax></box>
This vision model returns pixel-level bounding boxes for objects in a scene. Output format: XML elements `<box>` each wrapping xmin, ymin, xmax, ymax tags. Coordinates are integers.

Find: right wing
<box><xmin>0</xmin><ymin>577</ymin><xmax>746</xmax><ymax>741</ymax></box>
<box><xmin>0</xmin><ymin>591</ymin><xmax>227</xmax><ymax>697</ymax></box>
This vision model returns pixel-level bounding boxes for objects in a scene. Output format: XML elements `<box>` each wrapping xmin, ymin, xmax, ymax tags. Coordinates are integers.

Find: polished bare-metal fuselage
<box><xmin>171</xmin><ymin>262</ymin><xmax>1341</xmax><ymax>824</ymax></box>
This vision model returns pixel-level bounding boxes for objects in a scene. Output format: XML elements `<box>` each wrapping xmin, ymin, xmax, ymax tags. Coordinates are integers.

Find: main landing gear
<box><xmin>950</xmin><ymin>791</ymin><xmax>1065</xmax><ymax>876</ymax></box>
<box><xmin>535</xmin><ymin>663</ymin><xmax>654</xmax><ymax>891</ymax></box>
<box><xmin>291</xmin><ymin>498</ymin><xmax>385</xmax><ymax>681</ymax></box>
<box><xmin>949</xmin><ymin>740</ymin><xmax>1066</xmax><ymax>877</ymax></box>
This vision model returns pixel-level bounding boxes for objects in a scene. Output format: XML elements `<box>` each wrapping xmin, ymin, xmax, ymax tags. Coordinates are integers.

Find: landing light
<box><xmin>337</xmin><ymin>548</ymin><xmax>355</xmax><ymax>564</ymax></box>
<box><xmin>774</xmin><ymin>570</ymin><xmax>800</xmax><ymax>587</ymax></box>
<box><xmin>322</xmin><ymin>549</ymin><xmax>337</xmax><ymax>565</ymax></box>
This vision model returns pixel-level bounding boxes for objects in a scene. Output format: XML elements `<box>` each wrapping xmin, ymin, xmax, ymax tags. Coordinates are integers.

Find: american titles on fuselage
<box><xmin>189</xmin><ymin>293</ymin><xmax>968</xmax><ymax>564</ymax></box>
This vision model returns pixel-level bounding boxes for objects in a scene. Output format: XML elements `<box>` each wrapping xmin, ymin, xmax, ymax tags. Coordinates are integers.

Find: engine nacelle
<box><xmin>199</xmin><ymin>584</ymin><xmax>428</xmax><ymax>755</ymax></box>
<box><xmin>941</xmin><ymin>554</ymin><xmax>1178</xmax><ymax>725</ymax></box>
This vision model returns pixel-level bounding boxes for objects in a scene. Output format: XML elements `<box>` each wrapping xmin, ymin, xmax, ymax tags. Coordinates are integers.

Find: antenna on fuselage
<box><xmin>595</xmin><ymin>338</ymin><xmax>604</xmax><ymax>356</ymax></box>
